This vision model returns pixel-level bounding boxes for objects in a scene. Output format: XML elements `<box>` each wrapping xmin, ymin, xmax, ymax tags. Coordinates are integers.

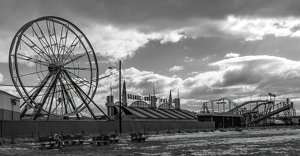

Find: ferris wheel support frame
<box><xmin>8</xmin><ymin>16</ymin><xmax>108</xmax><ymax>120</ymax></box>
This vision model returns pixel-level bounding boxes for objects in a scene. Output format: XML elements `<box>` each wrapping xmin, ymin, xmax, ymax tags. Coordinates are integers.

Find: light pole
<box><xmin>238</xmin><ymin>99</ymin><xmax>241</xmax><ymax>113</ymax></box>
<box><xmin>108</xmin><ymin>60</ymin><xmax>122</xmax><ymax>134</ymax></box>
<box><xmin>250</xmin><ymin>95</ymin><xmax>252</xmax><ymax>110</ymax></box>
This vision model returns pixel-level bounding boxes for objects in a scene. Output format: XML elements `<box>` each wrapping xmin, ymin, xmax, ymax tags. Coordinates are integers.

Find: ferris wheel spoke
<box><xmin>46</xmin><ymin>19</ymin><xmax>59</xmax><ymax>51</ymax></box>
<box><xmin>63</xmin><ymin>50</ymin><xmax>91</xmax><ymax>66</ymax></box>
<box><xmin>26</xmin><ymin>72</ymin><xmax>52</xmax><ymax>94</ymax></box>
<box><xmin>34</xmin><ymin>21</ymin><xmax>57</xmax><ymax>61</ymax></box>
<box><xmin>46</xmin><ymin>19</ymin><xmax>61</xmax><ymax>63</ymax></box>
<box><xmin>13</xmin><ymin>69</ymin><xmax>48</xmax><ymax>78</ymax></box>
<box><xmin>46</xmin><ymin>84</ymin><xmax>57</xmax><ymax>120</ymax></box>
<box><xmin>30</xmin><ymin>24</ymin><xmax>50</xmax><ymax>52</ymax></box>
<box><xmin>32</xmin><ymin>78</ymin><xmax>93</xmax><ymax>98</ymax></box>
<box><xmin>30</xmin><ymin>26</ymin><xmax>56</xmax><ymax>63</ymax></box>
<box><xmin>65</xmin><ymin>70</ymin><xmax>96</xmax><ymax>88</ymax></box>
<box><xmin>36</xmin><ymin>63</ymin><xmax>45</xmax><ymax>82</ymax></box>
<box><xmin>61</xmin><ymin>71</ymin><xmax>88</xmax><ymax>104</ymax></box>
<box><xmin>64</xmin><ymin>70</ymin><xmax>108</xmax><ymax>119</ymax></box>
<box><xmin>58</xmin><ymin>75</ymin><xmax>81</xmax><ymax>118</ymax></box>
<box><xmin>58</xmin><ymin>23</ymin><xmax>70</xmax><ymax>58</ymax></box>
<box><xmin>22</xmin><ymin>73</ymin><xmax>52</xmax><ymax>108</ymax></box>
<box><xmin>63</xmin><ymin>70</ymin><xmax>97</xmax><ymax>119</ymax></box>
<box><xmin>62</xmin><ymin>35</ymin><xmax>83</xmax><ymax>61</ymax></box>
<box><xmin>44</xmin><ymin>89</ymin><xmax>52</xmax><ymax>114</ymax></box>
<box><xmin>47</xmin><ymin>18</ymin><xmax>71</xmax><ymax>62</ymax></box>
<box><xmin>21</xmin><ymin>34</ymin><xmax>51</xmax><ymax>62</ymax></box>
<box><xmin>61</xmin><ymin>85</ymin><xmax>71</xmax><ymax>115</ymax></box>
<box><xmin>38</xmin><ymin>74</ymin><xmax>59</xmax><ymax>104</ymax></box>
<box><xmin>16</xmin><ymin>53</ymin><xmax>49</xmax><ymax>66</ymax></box>
<box><xmin>32</xmin><ymin>71</ymin><xmax>60</xmax><ymax>120</ymax></box>
<box><xmin>65</xmin><ymin>86</ymin><xmax>81</xmax><ymax>115</ymax></box>
<box><xmin>64</xmin><ymin>67</ymin><xmax>97</xmax><ymax>71</ymax></box>
<box><xmin>50</xmin><ymin>89</ymin><xmax>62</xmax><ymax>114</ymax></box>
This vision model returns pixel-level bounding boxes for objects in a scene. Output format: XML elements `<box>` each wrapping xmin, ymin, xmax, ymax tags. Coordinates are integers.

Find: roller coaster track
<box><xmin>251</xmin><ymin>102</ymin><xmax>272</xmax><ymax>111</ymax></box>
<box><xmin>204</xmin><ymin>97</ymin><xmax>271</xmax><ymax>113</ymax></box>
<box><xmin>201</xmin><ymin>97</ymin><xmax>239</xmax><ymax>112</ymax></box>
<box><xmin>209</xmin><ymin>97</ymin><xmax>239</xmax><ymax>108</ymax></box>
<box><xmin>228</xmin><ymin>100</ymin><xmax>271</xmax><ymax>112</ymax></box>
<box><xmin>249</xmin><ymin>103</ymin><xmax>293</xmax><ymax>124</ymax></box>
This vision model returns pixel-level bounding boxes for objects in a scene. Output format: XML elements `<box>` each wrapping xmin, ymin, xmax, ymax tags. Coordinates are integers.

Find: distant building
<box><xmin>196</xmin><ymin>112</ymin><xmax>242</xmax><ymax>128</ymax></box>
<box><xmin>0</xmin><ymin>90</ymin><xmax>20</xmax><ymax>120</ymax></box>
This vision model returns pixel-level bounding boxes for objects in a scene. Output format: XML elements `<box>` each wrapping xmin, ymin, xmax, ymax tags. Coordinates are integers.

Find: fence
<box><xmin>0</xmin><ymin>120</ymin><xmax>214</xmax><ymax>138</ymax></box>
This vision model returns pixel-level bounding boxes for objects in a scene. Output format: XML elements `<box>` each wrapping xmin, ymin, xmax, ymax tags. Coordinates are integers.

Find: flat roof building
<box><xmin>196</xmin><ymin>112</ymin><xmax>242</xmax><ymax>128</ymax></box>
<box><xmin>0</xmin><ymin>90</ymin><xmax>20</xmax><ymax>121</ymax></box>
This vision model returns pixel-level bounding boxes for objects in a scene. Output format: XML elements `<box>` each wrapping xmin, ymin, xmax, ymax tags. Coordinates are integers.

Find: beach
<box><xmin>1</xmin><ymin>127</ymin><xmax>300</xmax><ymax>155</ymax></box>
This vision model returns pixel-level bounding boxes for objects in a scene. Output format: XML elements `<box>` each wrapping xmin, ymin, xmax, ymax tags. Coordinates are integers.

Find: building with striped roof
<box><xmin>105</xmin><ymin>81</ymin><xmax>198</xmax><ymax>122</ymax></box>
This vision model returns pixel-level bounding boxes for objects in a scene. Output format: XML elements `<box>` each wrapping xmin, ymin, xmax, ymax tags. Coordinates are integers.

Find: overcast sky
<box><xmin>1</xmin><ymin>0</ymin><xmax>300</xmax><ymax>113</ymax></box>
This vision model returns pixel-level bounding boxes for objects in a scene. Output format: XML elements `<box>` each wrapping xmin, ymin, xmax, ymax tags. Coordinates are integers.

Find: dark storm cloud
<box><xmin>2</xmin><ymin>0</ymin><xmax>300</xmax><ymax>63</ymax></box>
<box><xmin>61</xmin><ymin>0</ymin><xmax>300</xmax><ymax>24</ymax></box>
<box><xmin>2</xmin><ymin>0</ymin><xmax>300</xmax><ymax>32</ymax></box>
<box><xmin>211</xmin><ymin>55</ymin><xmax>300</xmax><ymax>98</ymax></box>
<box><xmin>214</xmin><ymin>63</ymin><xmax>264</xmax><ymax>87</ymax></box>
<box><xmin>182</xmin><ymin>84</ymin><xmax>244</xmax><ymax>101</ymax></box>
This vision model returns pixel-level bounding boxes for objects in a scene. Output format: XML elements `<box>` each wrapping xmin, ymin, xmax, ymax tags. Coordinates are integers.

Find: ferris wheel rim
<box><xmin>8</xmin><ymin>16</ymin><xmax>99</xmax><ymax>119</ymax></box>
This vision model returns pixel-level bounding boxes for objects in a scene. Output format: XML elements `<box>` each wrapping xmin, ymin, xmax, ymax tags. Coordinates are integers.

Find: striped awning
<box><xmin>118</xmin><ymin>106</ymin><xmax>197</xmax><ymax>120</ymax></box>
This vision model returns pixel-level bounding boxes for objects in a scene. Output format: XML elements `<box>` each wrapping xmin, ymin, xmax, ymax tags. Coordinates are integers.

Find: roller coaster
<box><xmin>200</xmin><ymin>94</ymin><xmax>296</xmax><ymax>126</ymax></box>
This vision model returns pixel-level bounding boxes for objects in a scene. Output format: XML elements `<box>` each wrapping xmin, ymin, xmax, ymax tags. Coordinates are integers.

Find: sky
<box><xmin>1</xmin><ymin>0</ymin><xmax>300</xmax><ymax>114</ymax></box>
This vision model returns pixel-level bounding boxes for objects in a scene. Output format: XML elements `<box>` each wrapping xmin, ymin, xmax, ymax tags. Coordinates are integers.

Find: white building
<box><xmin>0</xmin><ymin>90</ymin><xmax>20</xmax><ymax>120</ymax></box>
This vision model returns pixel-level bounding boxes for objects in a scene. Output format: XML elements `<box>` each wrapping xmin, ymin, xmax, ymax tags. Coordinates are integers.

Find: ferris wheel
<box><xmin>9</xmin><ymin>16</ymin><xmax>106</xmax><ymax>120</ymax></box>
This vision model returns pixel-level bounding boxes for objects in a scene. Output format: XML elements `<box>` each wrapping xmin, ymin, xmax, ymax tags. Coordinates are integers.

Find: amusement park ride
<box><xmin>200</xmin><ymin>94</ymin><xmax>295</xmax><ymax>126</ymax></box>
<box><xmin>9</xmin><ymin>16</ymin><xmax>110</xmax><ymax>120</ymax></box>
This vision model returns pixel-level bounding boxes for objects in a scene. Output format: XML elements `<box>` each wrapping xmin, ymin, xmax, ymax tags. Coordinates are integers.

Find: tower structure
<box><xmin>175</xmin><ymin>90</ymin><xmax>180</xmax><ymax>110</ymax></box>
<box><xmin>122</xmin><ymin>81</ymin><xmax>127</xmax><ymax>107</ymax></box>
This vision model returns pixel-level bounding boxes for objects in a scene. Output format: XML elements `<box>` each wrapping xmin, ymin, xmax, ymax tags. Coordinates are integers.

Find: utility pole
<box><xmin>118</xmin><ymin>60</ymin><xmax>122</xmax><ymax>134</ymax></box>
<box><xmin>108</xmin><ymin>60</ymin><xmax>122</xmax><ymax>134</ymax></box>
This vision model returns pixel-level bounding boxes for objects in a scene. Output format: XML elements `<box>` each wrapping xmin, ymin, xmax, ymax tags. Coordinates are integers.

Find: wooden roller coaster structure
<box><xmin>201</xmin><ymin>95</ymin><xmax>295</xmax><ymax>126</ymax></box>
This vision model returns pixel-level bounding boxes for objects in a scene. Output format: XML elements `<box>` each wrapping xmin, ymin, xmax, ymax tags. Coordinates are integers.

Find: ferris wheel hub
<box><xmin>48</xmin><ymin>64</ymin><xmax>62</xmax><ymax>74</ymax></box>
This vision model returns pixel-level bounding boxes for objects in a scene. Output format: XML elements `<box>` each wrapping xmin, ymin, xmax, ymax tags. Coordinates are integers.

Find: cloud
<box><xmin>225</xmin><ymin>52</ymin><xmax>240</xmax><ymax>58</ymax></box>
<box><xmin>179</xmin><ymin>55</ymin><xmax>300</xmax><ymax>107</ymax></box>
<box><xmin>210</xmin><ymin>55</ymin><xmax>300</xmax><ymax>95</ymax></box>
<box><xmin>4</xmin><ymin>23</ymin><xmax>186</xmax><ymax>63</ymax></box>
<box><xmin>184</xmin><ymin>56</ymin><xmax>194</xmax><ymax>63</ymax></box>
<box><xmin>182</xmin><ymin>15</ymin><xmax>300</xmax><ymax>41</ymax></box>
<box><xmin>188</xmin><ymin>71</ymin><xmax>200</xmax><ymax>75</ymax></box>
<box><xmin>2</xmin><ymin>1</ymin><xmax>300</xmax><ymax>63</ymax></box>
<box><xmin>75</xmin><ymin>15</ymin><xmax>300</xmax><ymax>62</ymax></box>
<box><xmin>4</xmin><ymin>54</ymin><xmax>296</xmax><ymax>112</ymax></box>
<box><xmin>0</xmin><ymin>73</ymin><xmax>3</xmax><ymax>82</ymax></box>
<box><xmin>169</xmin><ymin>66</ymin><xmax>184</xmax><ymax>72</ymax></box>
<box><xmin>104</xmin><ymin>55</ymin><xmax>300</xmax><ymax>108</ymax></box>
<box><xmin>86</xmin><ymin>25</ymin><xmax>187</xmax><ymax>62</ymax></box>
<box><xmin>98</xmin><ymin>67</ymin><xmax>184</xmax><ymax>101</ymax></box>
